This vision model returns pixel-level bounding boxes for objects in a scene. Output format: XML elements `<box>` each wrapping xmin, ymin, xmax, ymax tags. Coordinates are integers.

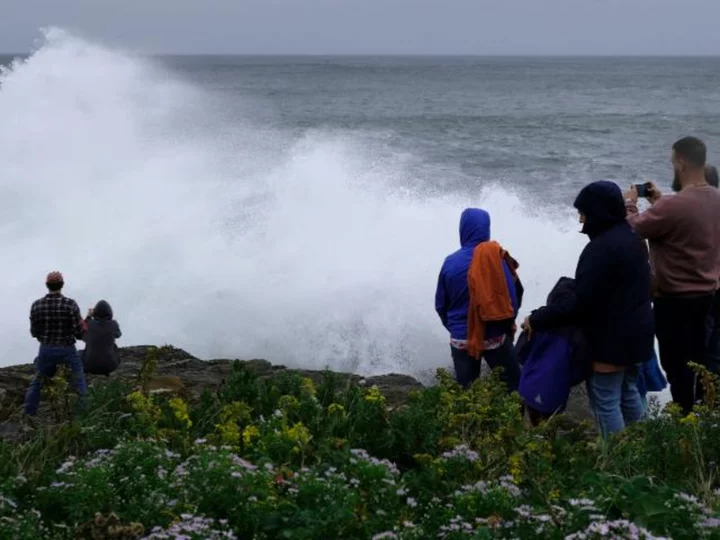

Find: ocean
<box><xmin>1</xmin><ymin>30</ymin><xmax>719</xmax><ymax>381</ymax></box>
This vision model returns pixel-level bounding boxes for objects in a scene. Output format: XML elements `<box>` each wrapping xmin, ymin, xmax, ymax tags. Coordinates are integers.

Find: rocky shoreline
<box><xmin>0</xmin><ymin>346</ymin><xmax>424</xmax><ymax>419</ymax></box>
<box><xmin>0</xmin><ymin>345</ymin><xmax>592</xmax><ymax>431</ymax></box>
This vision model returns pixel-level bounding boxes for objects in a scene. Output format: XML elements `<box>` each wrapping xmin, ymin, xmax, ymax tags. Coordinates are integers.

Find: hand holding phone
<box><xmin>634</xmin><ymin>182</ymin><xmax>652</xmax><ymax>198</ymax></box>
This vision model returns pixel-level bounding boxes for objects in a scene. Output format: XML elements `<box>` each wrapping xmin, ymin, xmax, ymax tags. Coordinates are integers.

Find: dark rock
<box><xmin>0</xmin><ymin>345</ymin><xmax>593</xmax><ymax>433</ymax></box>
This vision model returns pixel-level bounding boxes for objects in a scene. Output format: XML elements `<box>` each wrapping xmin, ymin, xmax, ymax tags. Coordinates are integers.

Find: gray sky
<box><xmin>1</xmin><ymin>0</ymin><xmax>720</xmax><ymax>55</ymax></box>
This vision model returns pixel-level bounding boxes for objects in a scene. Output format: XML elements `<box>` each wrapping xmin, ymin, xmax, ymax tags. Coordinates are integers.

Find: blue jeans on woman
<box><xmin>24</xmin><ymin>345</ymin><xmax>87</xmax><ymax>416</ymax></box>
<box><xmin>587</xmin><ymin>365</ymin><xmax>645</xmax><ymax>438</ymax></box>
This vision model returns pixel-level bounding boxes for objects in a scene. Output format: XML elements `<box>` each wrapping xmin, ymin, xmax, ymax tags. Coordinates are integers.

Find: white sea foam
<box><xmin>0</xmin><ymin>29</ymin><xmax>594</xmax><ymax>382</ymax></box>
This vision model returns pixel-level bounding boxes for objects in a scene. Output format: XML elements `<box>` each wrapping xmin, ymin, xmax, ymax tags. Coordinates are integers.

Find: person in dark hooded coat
<box><xmin>524</xmin><ymin>181</ymin><xmax>654</xmax><ymax>438</ymax></box>
<box><xmin>81</xmin><ymin>300</ymin><xmax>122</xmax><ymax>376</ymax></box>
<box><xmin>436</xmin><ymin>208</ymin><xmax>523</xmax><ymax>391</ymax></box>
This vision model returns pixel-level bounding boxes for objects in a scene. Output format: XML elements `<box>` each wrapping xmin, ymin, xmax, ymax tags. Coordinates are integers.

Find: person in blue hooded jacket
<box><xmin>435</xmin><ymin>208</ymin><xmax>522</xmax><ymax>390</ymax></box>
<box><xmin>523</xmin><ymin>181</ymin><xmax>654</xmax><ymax>438</ymax></box>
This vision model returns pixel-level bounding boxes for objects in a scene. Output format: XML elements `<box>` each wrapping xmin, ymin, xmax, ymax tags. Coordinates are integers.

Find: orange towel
<box><xmin>467</xmin><ymin>241</ymin><xmax>519</xmax><ymax>359</ymax></box>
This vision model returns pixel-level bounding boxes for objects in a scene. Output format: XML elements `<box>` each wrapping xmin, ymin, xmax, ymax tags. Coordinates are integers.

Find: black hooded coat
<box><xmin>530</xmin><ymin>181</ymin><xmax>654</xmax><ymax>367</ymax></box>
<box><xmin>82</xmin><ymin>300</ymin><xmax>122</xmax><ymax>375</ymax></box>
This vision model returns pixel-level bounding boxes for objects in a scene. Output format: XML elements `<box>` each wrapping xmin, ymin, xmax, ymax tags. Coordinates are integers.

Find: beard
<box><xmin>672</xmin><ymin>169</ymin><xmax>682</xmax><ymax>193</ymax></box>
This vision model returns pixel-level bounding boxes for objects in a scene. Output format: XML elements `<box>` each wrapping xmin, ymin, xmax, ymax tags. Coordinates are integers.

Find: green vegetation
<box><xmin>1</xmin><ymin>347</ymin><xmax>719</xmax><ymax>539</ymax></box>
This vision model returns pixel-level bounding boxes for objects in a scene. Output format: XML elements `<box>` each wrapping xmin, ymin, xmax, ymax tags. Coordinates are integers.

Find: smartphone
<box><xmin>635</xmin><ymin>182</ymin><xmax>651</xmax><ymax>198</ymax></box>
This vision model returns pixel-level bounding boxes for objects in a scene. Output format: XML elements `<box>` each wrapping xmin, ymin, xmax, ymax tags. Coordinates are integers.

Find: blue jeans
<box><xmin>451</xmin><ymin>336</ymin><xmax>521</xmax><ymax>392</ymax></box>
<box><xmin>24</xmin><ymin>345</ymin><xmax>87</xmax><ymax>416</ymax></box>
<box><xmin>587</xmin><ymin>365</ymin><xmax>645</xmax><ymax>438</ymax></box>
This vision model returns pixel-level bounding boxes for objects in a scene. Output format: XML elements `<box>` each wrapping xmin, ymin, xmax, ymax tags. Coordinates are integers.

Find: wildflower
<box><xmin>564</xmin><ymin>519</ymin><xmax>670</xmax><ymax>540</ymax></box>
<box><xmin>0</xmin><ymin>496</ymin><xmax>17</xmax><ymax>509</ymax></box>
<box><xmin>169</xmin><ymin>398</ymin><xmax>193</xmax><ymax>429</ymax></box>
<box><xmin>242</xmin><ymin>425</ymin><xmax>260</xmax><ymax>446</ymax></box>
<box><xmin>569</xmin><ymin>498</ymin><xmax>597</xmax><ymax>509</ymax></box>
<box><xmin>364</xmin><ymin>385</ymin><xmax>386</xmax><ymax>405</ymax></box>
<box><xmin>396</xmin><ymin>488</ymin><xmax>408</xmax><ymax>496</ymax></box>
<box><xmin>284</xmin><ymin>422</ymin><xmax>312</xmax><ymax>446</ymax></box>
<box><xmin>194</xmin><ymin>438</ymin><xmax>207</xmax><ymax>445</ymax></box>
<box><xmin>700</xmin><ymin>517</ymin><xmax>720</xmax><ymax>528</ymax></box>
<box><xmin>441</xmin><ymin>445</ymin><xmax>480</xmax><ymax>462</ymax></box>
<box><xmin>371</xmin><ymin>533</ymin><xmax>397</xmax><ymax>540</ymax></box>
<box><xmin>508</xmin><ymin>453</ymin><xmax>524</xmax><ymax>483</ymax></box>
<box><xmin>232</xmin><ymin>455</ymin><xmax>257</xmax><ymax>470</ymax></box>
<box><xmin>406</xmin><ymin>497</ymin><xmax>418</xmax><ymax>508</ymax></box>
<box><xmin>300</xmin><ymin>377</ymin><xmax>317</xmax><ymax>397</ymax></box>
<box><xmin>328</xmin><ymin>403</ymin><xmax>345</xmax><ymax>415</ymax></box>
<box><xmin>278</xmin><ymin>395</ymin><xmax>301</xmax><ymax>412</ymax></box>
<box><xmin>676</xmin><ymin>492</ymin><xmax>700</xmax><ymax>506</ymax></box>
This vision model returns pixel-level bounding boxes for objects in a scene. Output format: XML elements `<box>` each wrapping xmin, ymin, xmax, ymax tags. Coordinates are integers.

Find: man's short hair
<box><xmin>706</xmin><ymin>165</ymin><xmax>719</xmax><ymax>188</ymax></box>
<box><xmin>673</xmin><ymin>136</ymin><xmax>707</xmax><ymax>169</ymax></box>
<box><xmin>45</xmin><ymin>271</ymin><xmax>64</xmax><ymax>292</ymax></box>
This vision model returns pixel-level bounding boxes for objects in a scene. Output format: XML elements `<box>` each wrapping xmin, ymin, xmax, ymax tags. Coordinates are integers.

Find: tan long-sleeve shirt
<box><xmin>626</xmin><ymin>185</ymin><xmax>720</xmax><ymax>296</ymax></box>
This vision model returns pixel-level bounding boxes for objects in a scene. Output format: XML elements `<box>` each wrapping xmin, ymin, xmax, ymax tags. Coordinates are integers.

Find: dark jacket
<box><xmin>516</xmin><ymin>277</ymin><xmax>590</xmax><ymax>414</ymax></box>
<box><xmin>529</xmin><ymin>181</ymin><xmax>654</xmax><ymax>367</ymax></box>
<box><xmin>82</xmin><ymin>300</ymin><xmax>122</xmax><ymax>375</ymax></box>
<box><xmin>435</xmin><ymin>208</ymin><xmax>522</xmax><ymax>341</ymax></box>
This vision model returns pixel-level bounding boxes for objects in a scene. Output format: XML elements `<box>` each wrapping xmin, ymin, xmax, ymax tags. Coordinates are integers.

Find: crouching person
<box><xmin>24</xmin><ymin>272</ymin><xmax>87</xmax><ymax>416</ymax></box>
<box><xmin>523</xmin><ymin>182</ymin><xmax>654</xmax><ymax>438</ymax></box>
<box><xmin>81</xmin><ymin>300</ymin><xmax>122</xmax><ymax>376</ymax></box>
<box><xmin>515</xmin><ymin>277</ymin><xmax>590</xmax><ymax>424</ymax></box>
<box><xmin>436</xmin><ymin>208</ymin><xmax>523</xmax><ymax>392</ymax></box>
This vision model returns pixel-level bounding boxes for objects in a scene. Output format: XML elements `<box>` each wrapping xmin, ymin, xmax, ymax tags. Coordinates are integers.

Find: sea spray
<box><xmin>0</xmin><ymin>29</ymin><xmax>586</xmax><ymax>380</ymax></box>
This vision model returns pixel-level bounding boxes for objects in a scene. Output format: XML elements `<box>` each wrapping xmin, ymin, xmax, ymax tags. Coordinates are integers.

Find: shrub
<box><xmin>2</xmin><ymin>351</ymin><xmax>720</xmax><ymax>538</ymax></box>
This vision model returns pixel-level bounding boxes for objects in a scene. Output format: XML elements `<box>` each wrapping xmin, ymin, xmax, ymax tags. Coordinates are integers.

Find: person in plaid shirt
<box><xmin>24</xmin><ymin>271</ymin><xmax>87</xmax><ymax>416</ymax></box>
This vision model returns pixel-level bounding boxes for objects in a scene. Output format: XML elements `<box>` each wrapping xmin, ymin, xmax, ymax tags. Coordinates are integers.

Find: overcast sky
<box><xmin>1</xmin><ymin>0</ymin><xmax>719</xmax><ymax>55</ymax></box>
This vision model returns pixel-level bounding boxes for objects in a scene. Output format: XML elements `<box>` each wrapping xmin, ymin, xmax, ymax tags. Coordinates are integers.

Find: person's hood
<box><xmin>459</xmin><ymin>208</ymin><xmax>491</xmax><ymax>248</ymax></box>
<box><xmin>573</xmin><ymin>181</ymin><xmax>627</xmax><ymax>238</ymax></box>
<box><xmin>93</xmin><ymin>300</ymin><xmax>113</xmax><ymax>320</ymax></box>
<box><xmin>547</xmin><ymin>277</ymin><xmax>576</xmax><ymax>309</ymax></box>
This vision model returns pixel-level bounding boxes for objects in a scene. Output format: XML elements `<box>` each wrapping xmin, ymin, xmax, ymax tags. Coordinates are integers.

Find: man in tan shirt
<box><xmin>624</xmin><ymin>137</ymin><xmax>720</xmax><ymax>414</ymax></box>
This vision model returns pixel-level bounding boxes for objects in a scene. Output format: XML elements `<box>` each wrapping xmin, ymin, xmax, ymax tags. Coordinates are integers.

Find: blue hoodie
<box><xmin>435</xmin><ymin>208</ymin><xmax>520</xmax><ymax>341</ymax></box>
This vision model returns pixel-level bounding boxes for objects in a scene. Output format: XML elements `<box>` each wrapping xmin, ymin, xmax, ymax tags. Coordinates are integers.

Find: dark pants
<box><xmin>655</xmin><ymin>294</ymin><xmax>714</xmax><ymax>414</ymax></box>
<box><xmin>451</xmin><ymin>336</ymin><xmax>520</xmax><ymax>392</ymax></box>
<box><xmin>24</xmin><ymin>345</ymin><xmax>86</xmax><ymax>416</ymax></box>
<box><xmin>706</xmin><ymin>291</ymin><xmax>720</xmax><ymax>376</ymax></box>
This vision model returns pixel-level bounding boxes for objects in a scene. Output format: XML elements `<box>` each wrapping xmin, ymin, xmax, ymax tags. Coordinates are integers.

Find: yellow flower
<box><xmin>328</xmin><ymin>403</ymin><xmax>345</xmax><ymax>415</ymax></box>
<box><xmin>216</xmin><ymin>421</ymin><xmax>241</xmax><ymax>445</ymax></box>
<box><xmin>364</xmin><ymin>385</ymin><xmax>386</xmax><ymax>405</ymax></box>
<box><xmin>549</xmin><ymin>488</ymin><xmax>560</xmax><ymax>501</ymax></box>
<box><xmin>508</xmin><ymin>453</ymin><xmax>524</xmax><ymax>483</ymax></box>
<box><xmin>242</xmin><ymin>425</ymin><xmax>261</xmax><ymax>446</ymax></box>
<box><xmin>169</xmin><ymin>398</ymin><xmax>192</xmax><ymax>429</ymax></box>
<box><xmin>220</xmin><ymin>401</ymin><xmax>253</xmax><ymax>425</ymax></box>
<box><xmin>300</xmin><ymin>378</ymin><xmax>317</xmax><ymax>397</ymax></box>
<box><xmin>126</xmin><ymin>391</ymin><xmax>161</xmax><ymax>422</ymax></box>
<box><xmin>284</xmin><ymin>422</ymin><xmax>312</xmax><ymax>446</ymax></box>
<box><xmin>278</xmin><ymin>395</ymin><xmax>301</xmax><ymax>412</ymax></box>
<box><xmin>680</xmin><ymin>413</ymin><xmax>699</xmax><ymax>426</ymax></box>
